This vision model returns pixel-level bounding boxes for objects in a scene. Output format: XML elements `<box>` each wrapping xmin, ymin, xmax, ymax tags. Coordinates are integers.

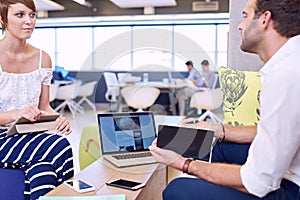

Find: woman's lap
<box><xmin>0</xmin><ymin>131</ymin><xmax>74</xmax><ymax>199</ymax></box>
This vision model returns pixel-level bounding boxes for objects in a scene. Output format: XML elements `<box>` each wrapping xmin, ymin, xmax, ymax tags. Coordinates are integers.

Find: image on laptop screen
<box><xmin>98</xmin><ymin>112</ymin><xmax>156</xmax><ymax>155</ymax></box>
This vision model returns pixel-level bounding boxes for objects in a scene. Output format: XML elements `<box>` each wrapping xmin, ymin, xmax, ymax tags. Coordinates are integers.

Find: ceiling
<box><xmin>34</xmin><ymin>0</ymin><xmax>178</xmax><ymax>11</ymax></box>
<box><xmin>32</xmin><ymin>0</ymin><xmax>229</xmax><ymax>18</ymax></box>
<box><xmin>109</xmin><ymin>0</ymin><xmax>177</xmax><ymax>8</ymax></box>
<box><xmin>33</xmin><ymin>0</ymin><xmax>64</xmax><ymax>11</ymax></box>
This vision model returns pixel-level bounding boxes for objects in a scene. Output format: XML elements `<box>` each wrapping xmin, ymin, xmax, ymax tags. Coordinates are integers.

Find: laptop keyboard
<box><xmin>112</xmin><ymin>152</ymin><xmax>152</xmax><ymax>160</ymax></box>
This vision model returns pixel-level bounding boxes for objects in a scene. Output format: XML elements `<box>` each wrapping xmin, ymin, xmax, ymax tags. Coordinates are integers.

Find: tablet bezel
<box><xmin>6</xmin><ymin>114</ymin><xmax>60</xmax><ymax>136</ymax></box>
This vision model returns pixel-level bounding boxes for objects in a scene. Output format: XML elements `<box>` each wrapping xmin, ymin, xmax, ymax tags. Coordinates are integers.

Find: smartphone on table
<box><xmin>106</xmin><ymin>178</ymin><xmax>145</xmax><ymax>190</ymax></box>
<box><xmin>64</xmin><ymin>179</ymin><xmax>95</xmax><ymax>193</ymax></box>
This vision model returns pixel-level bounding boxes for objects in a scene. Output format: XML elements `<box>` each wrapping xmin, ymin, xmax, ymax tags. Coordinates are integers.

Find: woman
<box><xmin>0</xmin><ymin>0</ymin><xmax>74</xmax><ymax>199</ymax></box>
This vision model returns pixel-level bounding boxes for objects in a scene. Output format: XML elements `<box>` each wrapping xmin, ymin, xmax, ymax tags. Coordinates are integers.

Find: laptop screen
<box><xmin>97</xmin><ymin>112</ymin><xmax>156</xmax><ymax>155</ymax></box>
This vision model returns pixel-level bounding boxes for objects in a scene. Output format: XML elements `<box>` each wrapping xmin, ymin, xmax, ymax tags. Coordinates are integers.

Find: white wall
<box><xmin>228</xmin><ymin>0</ymin><xmax>263</xmax><ymax>71</ymax></box>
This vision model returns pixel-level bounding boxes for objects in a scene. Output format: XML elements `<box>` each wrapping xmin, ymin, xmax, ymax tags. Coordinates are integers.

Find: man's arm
<box><xmin>188</xmin><ymin>160</ymin><xmax>247</xmax><ymax>192</ymax></box>
<box><xmin>149</xmin><ymin>140</ymin><xmax>248</xmax><ymax>193</ymax></box>
<box><xmin>180</xmin><ymin>121</ymin><xmax>257</xmax><ymax>143</ymax></box>
<box><xmin>220</xmin><ymin>124</ymin><xmax>256</xmax><ymax>143</ymax></box>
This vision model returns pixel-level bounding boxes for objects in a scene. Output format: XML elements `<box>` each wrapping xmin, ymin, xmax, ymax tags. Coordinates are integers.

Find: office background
<box><xmin>0</xmin><ymin>0</ymin><xmax>263</xmax><ymax>103</ymax></box>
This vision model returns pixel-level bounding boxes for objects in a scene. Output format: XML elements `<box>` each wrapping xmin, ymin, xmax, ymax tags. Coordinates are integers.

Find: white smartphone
<box><xmin>106</xmin><ymin>178</ymin><xmax>145</xmax><ymax>191</ymax></box>
<box><xmin>64</xmin><ymin>180</ymin><xmax>95</xmax><ymax>193</ymax></box>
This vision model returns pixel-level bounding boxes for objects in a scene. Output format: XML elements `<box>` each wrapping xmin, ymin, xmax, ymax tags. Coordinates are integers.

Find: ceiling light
<box><xmin>34</xmin><ymin>0</ymin><xmax>64</xmax><ymax>11</ymax></box>
<box><xmin>110</xmin><ymin>0</ymin><xmax>177</xmax><ymax>8</ymax></box>
<box><xmin>73</xmin><ymin>0</ymin><xmax>92</xmax><ymax>7</ymax></box>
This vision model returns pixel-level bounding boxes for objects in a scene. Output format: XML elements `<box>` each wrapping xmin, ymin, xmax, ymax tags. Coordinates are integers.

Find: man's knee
<box><xmin>163</xmin><ymin>178</ymin><xmax>188</xmax><ymax>200</ymax></box>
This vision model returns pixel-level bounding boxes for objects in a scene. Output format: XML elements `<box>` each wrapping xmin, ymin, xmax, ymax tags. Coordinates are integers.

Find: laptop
<box><xmin>97</xmin><ymin>112</ymin><xmax>157</xmax><ymax>168</ymax></box>
<box><xmin>157</xmin><ymin>125</ymin><xmax>214</xmax><ymax>162</ymax></box>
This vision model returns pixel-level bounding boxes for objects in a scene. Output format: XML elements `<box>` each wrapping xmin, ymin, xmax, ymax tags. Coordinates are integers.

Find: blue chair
<box><xmin>0</xmin><ymin>168</ymin><xmax>25</xmax><ymax>200</ymax></box>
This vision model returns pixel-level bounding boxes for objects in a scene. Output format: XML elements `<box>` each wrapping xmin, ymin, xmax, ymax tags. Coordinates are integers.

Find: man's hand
<box><xmin>149</xmin><ymin>139</ymin><xmax>185</xmax><ymax>170</ymax></box>
<box><xmin>178</xmin><ymin>119</ymin><xmax>221</xmax><ymax>138</ymax></box>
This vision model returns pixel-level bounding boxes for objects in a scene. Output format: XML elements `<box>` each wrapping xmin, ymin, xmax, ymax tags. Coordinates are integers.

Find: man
<box><xmin>150</xmin><ymin>0</ymin><xmax>300</xmax><ymax>199</ymax></box>
<box><xmin>176</xmin><ymin>60</ymin><xmax>201</xmax><ymax>116</ymax></box>
<box><xmin>199</xmin><ymin>59</ymin><xmax>215</xmax><ymax>88</ymax></box>
<box><xmin>176</xmin><ymin>60</ymin><xmax>215</xmax><ymax>116</ymax></box>
<box><xmin>184</xmin><ymin>60</ymin><xmax>202</xmax><ymax>87</ymax></box>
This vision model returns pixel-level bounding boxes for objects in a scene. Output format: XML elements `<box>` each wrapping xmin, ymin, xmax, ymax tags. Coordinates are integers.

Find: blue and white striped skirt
<box><xmin>0</xmin><ymin>130</ymin><xmax>74</xmax><ymax>200</ymax></box>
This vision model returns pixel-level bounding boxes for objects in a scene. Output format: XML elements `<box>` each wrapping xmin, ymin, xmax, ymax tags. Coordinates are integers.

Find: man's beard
<box><xmin>240</xmin><ymin>20</ymin><xmax>260</xmax><ymax>54</ymax></box>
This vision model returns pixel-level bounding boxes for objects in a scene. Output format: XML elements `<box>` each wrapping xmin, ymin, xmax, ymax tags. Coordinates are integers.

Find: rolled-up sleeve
<box><xmin>241</xmin><ymin>158</ymin><xmax>276</xmax><ymax>197</ymax></box>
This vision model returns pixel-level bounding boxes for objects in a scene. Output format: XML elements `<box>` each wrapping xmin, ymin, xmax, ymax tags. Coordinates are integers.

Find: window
<box><xmin>32</xmin><ymin>14</ymin><xmax>229</xmax><ymax>71</ymax></box>
<box><xmin>28</xmin><ymin>28</ymin><xmax>55</xmax><ymax>67</ymax></box>
<box><xmin>94</xmin><ymin>26</ymin><xmax>131</xmax><ymax>71</ymax></box>
<box><xmin>56</xmin><ymin>27</ymin><xmax>93</xmax><ymax>71</ymax></box>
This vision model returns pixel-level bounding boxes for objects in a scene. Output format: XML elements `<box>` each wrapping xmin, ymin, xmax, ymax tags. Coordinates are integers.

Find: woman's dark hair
<box><xmin>254</xmin><ymin>0</ymin><xmax>300</xmax><ymax>37</ymax></box>
<box><xmin>0</xmin><ymin>0</ymin><xmax>36</xmax><ymax>33</ymax></box>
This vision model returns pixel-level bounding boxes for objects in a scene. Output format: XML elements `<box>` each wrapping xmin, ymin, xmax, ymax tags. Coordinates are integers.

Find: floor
<box><xmin>62</xmin><ymin>102</ymin><xmax>224</xmax><ymax>175</ymax></box>
<box><xmin>63</xmin><ymin>103</ymin><xmax>111</xmax><ymax>174</ymax></box>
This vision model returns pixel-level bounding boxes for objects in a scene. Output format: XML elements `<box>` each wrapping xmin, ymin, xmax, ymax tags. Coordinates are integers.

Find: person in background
<box><xmin>0</xmin><ymin>0</ymin><xmax>74</xmax><ymax>199</ymax></box>
<box><xmin>184</xmin><ymin>60</ymin><xmax>202</xmax><ymax>87</ymax></box>
<box><xmin>199</xmin><ymin>59</ymin><xmax>215</xmax><ymax>89</ymax></box>
<box><xmin>150</xmin><ymin>0</ymin><xmax>300</xmax><ymax>199</ymax></box>
<box><xmin>176</xmin><ymin>60</ymin><xmax>215</xmax><ymax>116</ymax></box>
<box><xmin>176</xmin><ymin>60</ymin><xmax>201</xmax><ymax>116</ymax></box>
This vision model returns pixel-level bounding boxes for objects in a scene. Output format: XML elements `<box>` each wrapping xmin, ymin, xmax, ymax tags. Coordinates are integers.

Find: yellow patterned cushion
<box><xmin>218</xmin><ymin>67</ymin><xmax>261</xmax><ymax>126</ymax></box>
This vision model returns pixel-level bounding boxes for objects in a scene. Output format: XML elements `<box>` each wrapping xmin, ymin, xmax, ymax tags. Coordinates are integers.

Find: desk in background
<box><xmin>117</xmin><ymin>81</ymin><xmax>187</xmax><ymax>115</ymax></box>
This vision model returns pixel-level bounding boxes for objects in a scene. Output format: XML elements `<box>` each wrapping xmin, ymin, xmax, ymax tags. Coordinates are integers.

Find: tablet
<box><xmin>6</xmin><ymin>114</ymin><xmax>60</xmax><ymax>136</ymax></box>
<box><xmin>157</xmin><ymin>125</ymin><xmax>214</xmax><ymax>161</ymax></box>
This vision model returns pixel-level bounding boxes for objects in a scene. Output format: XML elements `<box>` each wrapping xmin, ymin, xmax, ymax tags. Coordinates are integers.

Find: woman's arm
<box><xmin>37</xmin><ymin>50</ymin><xmax>72</xmax><ymax>135</ymax></box>
<box><xmin>0</xmin><ymin>110</ymin><xmax>21</xmax><ymax>125</ymax></box>
<box><xmin>38</xmin><ymin>51</ymin><xmax>53</xmax><ymax>113</ymax></box>
<box><xmin>0</xmin><ymin>104</ymin><xmax>44</xmax><ymax>125</ymax></box>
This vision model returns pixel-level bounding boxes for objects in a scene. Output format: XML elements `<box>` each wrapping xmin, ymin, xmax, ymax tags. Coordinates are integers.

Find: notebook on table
<box><xmin>97</xmin><ymin>112</ymin><xmax>157</xmax><ymax>168</ymax></box>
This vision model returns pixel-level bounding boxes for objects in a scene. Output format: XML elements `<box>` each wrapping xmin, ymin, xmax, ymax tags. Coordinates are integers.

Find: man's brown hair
<box><xmin>254</xmin><ymin>0</ymin><xmax>300</xmax><ymax>37</ymax></box>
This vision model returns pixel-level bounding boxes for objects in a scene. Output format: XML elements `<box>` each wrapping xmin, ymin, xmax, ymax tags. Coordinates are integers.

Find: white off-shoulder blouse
<box><xmin>0</xmin><ymin>50</ymin><xmax>52</xmax><ymax>112</ymax></box>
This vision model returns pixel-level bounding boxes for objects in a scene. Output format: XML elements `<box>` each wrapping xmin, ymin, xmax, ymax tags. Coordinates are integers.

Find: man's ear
<box><xmin>260</xmin><ymin>10</ymin><xmax>272</xmax><ymax>30</ymax></box>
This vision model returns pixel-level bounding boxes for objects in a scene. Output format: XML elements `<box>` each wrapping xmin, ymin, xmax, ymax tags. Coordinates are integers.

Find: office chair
<box><xmin>78</xmin><ymin>124</ymin><xmax>101</xmax><ymax>170</ymax></box>
<box><xmin>54</xmin><ymin>80</ymin><xmax>83</xmax><ymax>117</ymax></box>
<box><xmin>103</xmin><ymin>72</ymin><xmax>120</xmax><ymax>103</ymax></box>
<box><xmin>0</xmin><ymin>168</ymin><xmax>25</xmax><ymax>200</ymax></box>
<box><xmin>49</xmin><ymin>82</ymin><xmax>59</xmax><ymax>102</ymax></box>
<box><xmin>121</xmin><ymin>85</ymin><xmax>160</xmax><ymax>112</ymax></box>
<box><xmin>77</xmin><ymin>81</ymin><xmax>98</xmax><ymax>112</ymax></box>
<box><xmin>190</xmin><ymin>88</ymin><xmax>223</xmax><ymax>123</ymax></box>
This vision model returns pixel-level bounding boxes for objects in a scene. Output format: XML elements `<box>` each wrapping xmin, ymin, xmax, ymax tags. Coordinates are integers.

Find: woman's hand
<box><xmin>55</xmin><ymin>116</ymin><xmax>72</xmax><ymax>135</ymax></box>
<box><xmin>17</xmin><ymin>104</ymin><xmax>45</xmax><ymax>122</ymax></box>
